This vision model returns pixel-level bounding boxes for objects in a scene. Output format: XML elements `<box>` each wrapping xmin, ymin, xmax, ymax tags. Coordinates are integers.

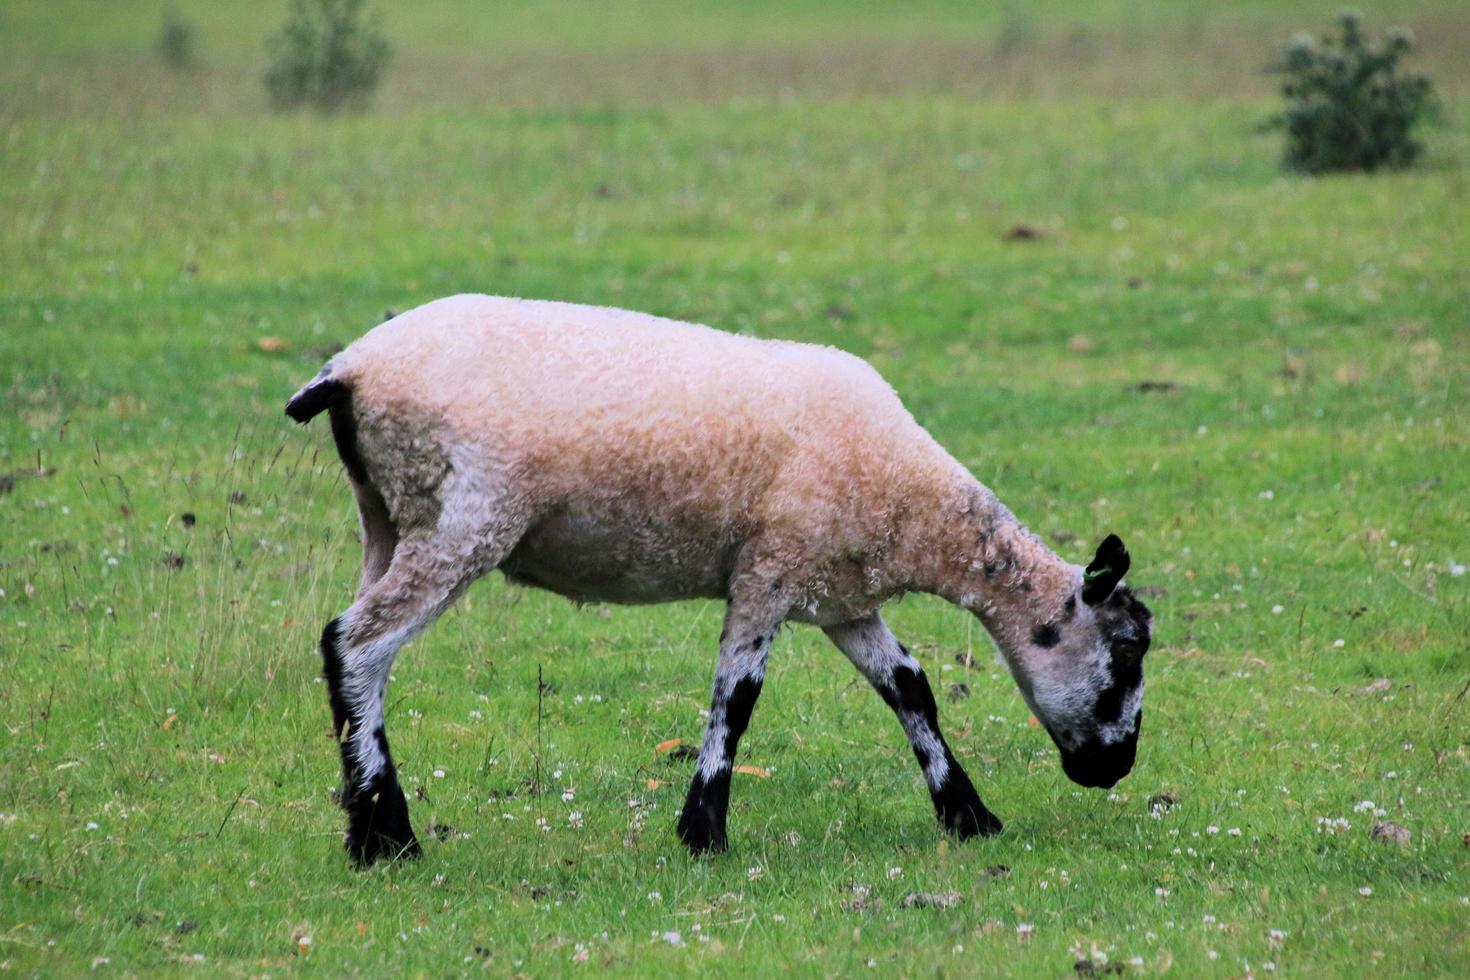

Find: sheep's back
<box><xmin>335</xmin><ymin>294</ymin><xmax>954</xmax><ymax>542</ymax></box>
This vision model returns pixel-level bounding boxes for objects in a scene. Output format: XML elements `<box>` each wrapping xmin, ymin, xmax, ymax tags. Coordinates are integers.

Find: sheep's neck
<box><xmin>907</xmin><ymin>479</ymin><xmax>1076</xmax><ymax>645</ymax></box>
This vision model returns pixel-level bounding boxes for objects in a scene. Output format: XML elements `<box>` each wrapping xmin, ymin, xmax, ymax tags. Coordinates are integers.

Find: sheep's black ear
<box><xmin>1082</xmin><ymin>534</ymin><xmax>1130</xmax><ymax>605</ymax></box>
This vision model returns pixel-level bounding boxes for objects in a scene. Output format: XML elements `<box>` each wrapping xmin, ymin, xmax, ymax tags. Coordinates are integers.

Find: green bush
<box><xmin>157</xmin><ymin>6</ymin><xmax>197</xmax><ymax>70</ymax></box>
<box><xmin>263</xmin><ymin>0</ymin><xmax>392</xmax><ymax>113</ymax></box>
<box><xmin>1269</xmin><ymin>11</ymin><xmax>1438</xmax><ymax>174</ymax></box>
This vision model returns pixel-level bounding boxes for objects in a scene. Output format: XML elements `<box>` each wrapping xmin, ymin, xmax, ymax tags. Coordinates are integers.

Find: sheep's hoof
<box><xmin>344</xmin><ymin>779</ymin><xmax>421</xmax><ymax>867</ymax></box>
<box><xmin>946</xmin><ymin>805</ymin><xmax>1005</xmax><ymax>846</ymax></box>
<box><xmin>348</xmin><ymin>827</ymin><xmax>422</xmax><ymax>867</ymax></box>
<box><xmin>676</xmin><ymin>809</ymin><xmax>728</xmax><ymax>855</ymax></box>
<box><xmin>935</xmin><ymin>780</ymin><xmax>1004</xmax><ymax>839</ymax></box>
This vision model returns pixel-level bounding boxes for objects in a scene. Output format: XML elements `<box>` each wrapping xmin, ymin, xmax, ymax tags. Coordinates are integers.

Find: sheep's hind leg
<box><xmin>676</xmin><ymin>599</ymin><xmax>784</xmax><ymax>854</ymax></box>
<box><xmin>320</xmin><ymin>529</ymin><xmax>504</xmax><ymax>866</ymax></box>
<box><xmin>824</xmin><ymin>614</ymin><xmax>1002</xmax><ymax>839</ymax></box>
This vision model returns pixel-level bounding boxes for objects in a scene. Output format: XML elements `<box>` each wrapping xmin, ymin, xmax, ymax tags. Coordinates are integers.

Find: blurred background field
<box><xmin>5</xmin><ymin>0</ymin><xmax>1470</xmax><ymax>116</ymax></box>
<box><xmin>1</xmin><ymin>1</ymin><xmax>1467</xmax><ymax>975</ymax></box>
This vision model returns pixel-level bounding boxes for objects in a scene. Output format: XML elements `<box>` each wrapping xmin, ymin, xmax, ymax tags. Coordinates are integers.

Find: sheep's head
<box><xmin>1006</xmin><ymin>534</ymin><xmax>1153</xmax><ymax>789</ymax></box>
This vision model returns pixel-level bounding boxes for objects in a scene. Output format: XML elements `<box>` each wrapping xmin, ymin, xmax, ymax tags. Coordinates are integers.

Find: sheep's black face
<box><xmin>1016</xmin><ymin>535</ymin><xmax>1153</xmax><ymax>790</ymax></box>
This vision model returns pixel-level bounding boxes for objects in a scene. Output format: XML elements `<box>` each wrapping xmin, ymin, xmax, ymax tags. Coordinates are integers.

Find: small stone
<box><xmin>900</xmin><ymin>890</ymin><xmax>961</xmax><ymax>910</ymax></box>
<box><xmin>1148</xmin><ymin>792</ymin><xmax>1180</xmax><ymax>813</ymax></box>
<box><xmin>1370</xmin><ymin>821</ymin><xmax>1410</xmax><ymax>846</ymax></box>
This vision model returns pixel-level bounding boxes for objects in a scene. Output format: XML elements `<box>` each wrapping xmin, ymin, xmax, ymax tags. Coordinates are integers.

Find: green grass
<box><xmin>2</xmin><ymin>1</ymin><xmax>1468</xmax><ymax>975</ymax></box>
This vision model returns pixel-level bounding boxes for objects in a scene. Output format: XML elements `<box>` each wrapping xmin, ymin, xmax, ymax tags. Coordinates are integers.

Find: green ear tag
<box><xmin>1084</xmin><ymin>565</ymin><xmax>1112</xmax><ymax>581</ymax></box>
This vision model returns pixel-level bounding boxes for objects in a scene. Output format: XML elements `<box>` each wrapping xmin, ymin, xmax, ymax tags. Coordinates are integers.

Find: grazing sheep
<box><xmin>286</xmin><ymin>294</ymin><xmax>1153</xmax><ymax>865</ymax></box>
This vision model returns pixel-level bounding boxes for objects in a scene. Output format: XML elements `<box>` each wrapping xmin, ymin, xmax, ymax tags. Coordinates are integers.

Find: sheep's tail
<box><xmin>285</xmin><ymin>366</ymin><xmax>350</xmax><ymax>424</ymax></box>
<box><xmin>286</xmin><ymin>363</ymin><xmax>371</xmax><ymax>486</ymax></box>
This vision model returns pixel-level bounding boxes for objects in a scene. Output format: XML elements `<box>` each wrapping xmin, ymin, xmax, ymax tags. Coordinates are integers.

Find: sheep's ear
<box><xmin>1082</xmin><ymin>534</ymin><xmax>1130</xmax><ymax>605</ymax></box>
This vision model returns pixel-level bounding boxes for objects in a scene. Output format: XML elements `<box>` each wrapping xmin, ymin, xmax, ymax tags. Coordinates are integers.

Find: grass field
<box><xmin>3</xmin><ymin>1</ymin><xmax>1468</xmax><ymax>975</ymax></box>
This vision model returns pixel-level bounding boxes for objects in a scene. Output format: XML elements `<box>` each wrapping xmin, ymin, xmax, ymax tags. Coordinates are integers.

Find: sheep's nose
<box><xmin>1059</xmin><ymin>729</ymin><xmax>1138</xmax><ymax>789</ymax></box>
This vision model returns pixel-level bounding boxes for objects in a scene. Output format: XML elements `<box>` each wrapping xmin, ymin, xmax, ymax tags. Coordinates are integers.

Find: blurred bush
<box><xmin>1269</xmin><ymin>11</ymin><xmax>1438</xmax><ymax>174</ymax></box>
<box><xmin>263</xmin><ymin>0</ymin><xmax>392</xmax><ymax>113</ymax></box>
<box><xmin>157</xmin><ymin>5</ymin><xmax>198</xmax><ymax>70</ymax></box>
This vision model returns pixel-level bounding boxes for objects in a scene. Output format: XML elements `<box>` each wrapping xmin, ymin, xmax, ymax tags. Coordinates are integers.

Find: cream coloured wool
<box><xmin>287</xmin><ymin>294</ymin><xmax>1154</xmax><ymax>866</ymax></box>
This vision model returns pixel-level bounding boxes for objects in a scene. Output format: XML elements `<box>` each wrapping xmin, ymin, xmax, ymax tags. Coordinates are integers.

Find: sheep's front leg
<box><xmin>824</xmin><ymin>614</ymin><xmax>1003</xmax><ymax>839</ymax></box>
<box><xmin>676</xmin><ymin>607</ymin><xmax>779</xmax><ymax>854</ymax></box>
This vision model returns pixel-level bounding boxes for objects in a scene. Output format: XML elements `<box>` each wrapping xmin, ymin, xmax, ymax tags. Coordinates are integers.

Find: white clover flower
<box><xmin>1359</xmin><ymin>886</ymin><xmax>1373</xmax><ymax>897</ymax></box>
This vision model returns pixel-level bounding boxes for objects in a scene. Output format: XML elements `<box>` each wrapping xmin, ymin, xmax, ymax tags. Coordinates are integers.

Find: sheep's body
<box><xmin>331</xmin><ymin>295</ymin><xmax>965</xmax><ymax>621</ymax></box>
<box><xmin>289</xmin><ymin>294</ymin><xmax>1153</xmax><ymax>866</ymax></box>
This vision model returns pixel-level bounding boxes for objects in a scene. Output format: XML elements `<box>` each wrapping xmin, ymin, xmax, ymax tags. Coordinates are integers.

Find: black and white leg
<box><xmin>824</xmin><ymin>614</ymin><xmax>1002</xmax><ymax>839</ymax></box>
<box><xmin>676</xmin><ymin>606</ymin><xmax>780</xmax><ymax>854</ymax></box>
<box><xmin>320</xmin><ymin>534</ymin><xmax>485</xmax><ymax>866</ymax></box>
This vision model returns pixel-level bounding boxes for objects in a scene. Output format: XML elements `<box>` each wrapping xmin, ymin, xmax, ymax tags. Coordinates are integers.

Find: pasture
<box><xmin>2</xmin><ymin>1</ymin><xmax>1467</xmax><ymax>974</ymax></box>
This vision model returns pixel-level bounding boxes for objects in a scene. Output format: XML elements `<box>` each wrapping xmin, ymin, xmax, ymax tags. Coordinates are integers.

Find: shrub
<box><xmin>263</xmin><ymin>0</ymin><xmax>392</xmax><ymax>113</ymax></box>
<box><xmin>1269</xmin><ymin>11</ymin><xmax>1438</xmax><ymax>174</ymax></box>
<box><xmin>157</xmin><ymin>6</ymin><xmax>197</xmax><ymax>70</ymax></box>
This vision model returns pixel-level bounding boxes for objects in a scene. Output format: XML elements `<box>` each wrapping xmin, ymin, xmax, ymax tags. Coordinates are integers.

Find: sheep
<box><xmin>286</xmin><ymin>294</ymin><xmax>1154</xmax><ymax>865</ymax></box>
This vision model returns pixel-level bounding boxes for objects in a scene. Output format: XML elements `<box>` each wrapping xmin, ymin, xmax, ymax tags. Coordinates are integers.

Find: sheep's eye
<box><xmin>1112</xmin><ymin>634</ymin><xmax>1150</xmax><ymax>661</ymax></box>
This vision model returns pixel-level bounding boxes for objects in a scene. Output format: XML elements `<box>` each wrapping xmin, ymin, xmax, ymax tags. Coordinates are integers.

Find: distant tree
<box><xmin>263</xmin><ymin>0</ymin><xmax>392</xmax><ymax>113</ymax></box>
<box><xmin>158</xmin><ymin>5</ymin><xmax>198</xmax><ymax>70</ymax></box>
<box><xmin>1269</xmin><ymin>11</ymin><xmax>1438</xmax><ymax>174</ymax></box>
